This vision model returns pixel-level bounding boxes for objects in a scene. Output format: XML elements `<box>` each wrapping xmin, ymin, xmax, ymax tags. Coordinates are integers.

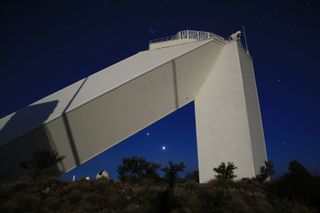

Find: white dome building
<box><xmin>96</xmin><ymin>170</ymin><xmax>110</xmax><ymax>180</ymax></box>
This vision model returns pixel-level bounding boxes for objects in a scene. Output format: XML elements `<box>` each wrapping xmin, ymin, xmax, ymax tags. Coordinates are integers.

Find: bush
<box><xmin>269</xmin><ymin>160</ymin><xmax>320</xmax><ymax>210</ymax></box>
<box><xmin>213</xmin><ymin>162</ymin><xmax>237</xmax><ymax>180</ymax></box>
<box><xmin>256</xmin><ymin>161</ymin><xmax>274</xmax><ymax>183</ymax></box>
<box><xmin>117</xmin><ymin>156</ymin><xmax>160</xmax><ymax>183</ymax></box>
<box><xmin>162</xmin><ymin>161</ymin><xmax>185</xmax><ymax>188</ymax></box>
<box><xmin>20</xmin><ymin>150</ymin><xmax>64</xmax><ymax>178</ymax></box>
<box><xmin>185</xmin><ymin>170</ymin><xmax>199</xmax><ymax>183</ymax></box>
<box><xmin>1</xmin><ymin>159</ymin><xmax>319</xmax><ymax>212</ymax></box>
<box><xmin>198</xmin><ymin>182</ymin><xmax>231</xmax><ymax>212</ymax></box>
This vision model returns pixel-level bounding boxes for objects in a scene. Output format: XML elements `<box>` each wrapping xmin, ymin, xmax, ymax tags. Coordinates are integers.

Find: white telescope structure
<box><xmin>0</xmin><ymin>30</ymin><xmax>267</xmax><ymax>182</ymax></box>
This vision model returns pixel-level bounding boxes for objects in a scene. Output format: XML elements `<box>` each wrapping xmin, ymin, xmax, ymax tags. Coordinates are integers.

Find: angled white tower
<box><xmin>0</xmin><ymin>30</ymin><xmax>267</xmax><ymax>182</ymax></box>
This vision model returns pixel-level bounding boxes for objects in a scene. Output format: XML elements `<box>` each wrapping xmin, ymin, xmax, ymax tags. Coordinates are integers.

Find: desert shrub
<box><xmin>117</xmin><ymin>156</ymin><xmax>160</xmax><ymax>183</ymax></box>
<box><xmin>156</xmin><ymin>188</ymin><xmax>181</xmax><ymax>212</ymax></box>
<box><xmin>12</xmin><ymin>177</ymin><xmax>34</xmax><ymax>192</ymax></box>
<box><xmin>185</xmin><ymin>170</ymin><xmax>199</xmax><ymax>183</ymax></box>
<box><xmin>81</xmin><ymin>192</ymin><xmax>104</xmax><ymax>211</ymax></box>
<box><xmin>1</xmin><ymin>159</ymin><xmax>319</xmax><ymax>212</ymax></box>
<box><xmin>234</xmin><ymin>178</ymin><xmax>265</xmax><ymax>193</ymax></box>
<box><xmin>174</xmin><ymin>183</ymin><xmax>200</xmax><ymax>212</ymax></box>
<box><xmin>66</xmin><ymin>188</ymin><xmax>83</xmax><ymax>204</ymax></box>
<box><xmin>224</xmin><ymin>193</ymin><xmax>250</xmax><ymax>213</ymax></box>
<box><xmin>197</xmin><ymin>182</ymin><xmax>231</xmax><ymax>212</ymax></box>
<box><xmin>270</xmin><ymin>161</ymin><xmax>311</xmax><ymax>201</ymax></box>
<box><xmin>256</xmin><ymin>161</ymin><xmax>274</xmax><ymax>183</ymax></box>
<box><xmin>309</xmin><ymin>175</ymin><xmax>320</xmax><ymax>210</ymax></box>
<box><xmin>267</xmin><ymin>160</ymin><xmax>320</xmax><ymax>211</ymax></box>
<box><xmin>14</xmin><ymin>192</ymin><xmax>41</xmax><ymax>212</ymax></box>
<box><xmin>42</xmin><ymin>196</ymin><xmax>66</xmax><ymax>212</ymax></box>
<box><xmin>20</xmin><ymin>150</ymin><xmax>64</xmax><ymax>178</ymax></box>
<box><xmin>0</xmin><ymin>199</ymin><xmax>19</xmax><ymax>212</ymax></box>
<box><xmin>213</xmin><ymin>162</ymin><xmax>237</xmax><ymax>181</ymax></box>
<box><xmin>271</xmin><ymin>200</ymin><xmax>317</xmax><ymax>213</ymax></box>
<box><xmin>181</xmin><ymin>179</ymin><xmax>199</xmax><ymax>192</ymax></box>
<box><xmin>250</xmin><ymin>199</ymin><xmax>274</xmax><ymax>213</ymax></box>
<box><xmin>0</xmin><ymin>181</ymin><xmax>14</xmax><ymax>201</ymax></box>
<box><xmin>162</xmin><ymin>161</ymin><xmax>185</xmax><ymax>188</ymax></box>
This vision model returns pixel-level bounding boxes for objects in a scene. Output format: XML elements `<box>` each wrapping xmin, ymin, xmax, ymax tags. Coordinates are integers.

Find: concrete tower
<box><xmin>0</xmin><ymin>30</ymin><xmax>267</xmax><ymax>182</ymax></box>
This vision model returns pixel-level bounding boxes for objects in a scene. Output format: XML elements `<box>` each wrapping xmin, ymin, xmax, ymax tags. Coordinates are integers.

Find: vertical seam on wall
<box><xmin>172</xmin><ymin>60</ymin><xmax>179</xmax><ymax>109</ymax></box>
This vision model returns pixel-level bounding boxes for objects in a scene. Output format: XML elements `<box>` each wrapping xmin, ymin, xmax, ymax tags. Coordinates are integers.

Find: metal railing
<box><xmin>149</xmin><ymin>30</ymin><xmax>225</xmax><ymax>44</ymax></box>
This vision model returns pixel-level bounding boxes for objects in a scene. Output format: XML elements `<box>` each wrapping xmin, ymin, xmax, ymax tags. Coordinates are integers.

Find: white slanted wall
<box><xmin>0</xmin><ymin>31</ymin><xmax>267</xmax><ymax>182</ymax></box>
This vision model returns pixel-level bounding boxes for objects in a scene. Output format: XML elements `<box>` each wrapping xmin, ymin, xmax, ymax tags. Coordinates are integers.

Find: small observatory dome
<box><xmin>96</xmin><ymin>170</ymin><xmax>110</xmax><ymax>180</ymax></box>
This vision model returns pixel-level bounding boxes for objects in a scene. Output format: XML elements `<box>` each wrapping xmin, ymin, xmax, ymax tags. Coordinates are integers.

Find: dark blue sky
<box><xmin>1</xmin><ymin>0</ymin><xmax>319</xmax><ymax>180</ymax></box>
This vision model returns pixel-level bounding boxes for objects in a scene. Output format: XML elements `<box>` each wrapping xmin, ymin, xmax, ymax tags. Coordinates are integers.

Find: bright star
<box><xmin>146</xmin><ymin>132</ymin><xmax>150</xmax><ymax>136</ymax></box>
<box><xmin>162</xmin><ymin>146</ymin><xmax>166</xmax><ymax>151</ymax></box>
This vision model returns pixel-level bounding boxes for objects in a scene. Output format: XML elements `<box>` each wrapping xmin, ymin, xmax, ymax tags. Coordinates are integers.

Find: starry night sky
<box><xmin>1</xmin><ymin>0</ymin><xmax>319</xmax><ymax>180</ymax></box>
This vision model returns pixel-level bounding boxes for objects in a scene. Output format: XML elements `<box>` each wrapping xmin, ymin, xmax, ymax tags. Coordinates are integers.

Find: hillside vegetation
<box><xmin>0</xmin><ymin>153</ymin><xmax>319</xmax><ymax>212</ymax></box>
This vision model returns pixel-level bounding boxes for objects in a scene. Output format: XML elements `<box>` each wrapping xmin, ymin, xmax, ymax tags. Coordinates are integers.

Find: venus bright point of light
<box><xmin>162</xmin><ymin>146</ymin><xmax>166</xmax><ymax>151</ymax></box>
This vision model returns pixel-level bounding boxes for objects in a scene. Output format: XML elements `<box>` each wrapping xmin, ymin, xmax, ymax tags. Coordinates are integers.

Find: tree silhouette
<box><xmin>185</xmin><ymin>170</ymin><xmax>199</xmax><ymax>183</ymax></box>
<box><xmin>213</xmin><ymin>162</ymin><xmax>237</xmax><ymax>180</ymax></box>
<box><xmin>159</xmin><ymin>161</ymin><xmax>185</xmax><ymax>211</ymax></box>
<box><xmin>20</xmin><ymin>150</ymin><xmax>64</xmax><ymax>177</ymax></box>
<box><xmin>162</xmin><ymin>161</ymin><xmax>185</xmax><ymax>188</ymax></box>
<box><xmin>117</xmin><ymin>156</ymin><xmax>160</xmax><ymax>183</ymax></box>
<box><xmin>256</xmin><ymin>160</ymin><xmax>274</xmax><ymax>183</ymax></box>
<box><xmin>287</xmin><ymin>160</ymin><xmax>311</xmax><ymax>178</ymax></box>
<box><xmin>271</xmin><ymin>160</ymin><xmax>316</xmax><ymax>207</ymax></box>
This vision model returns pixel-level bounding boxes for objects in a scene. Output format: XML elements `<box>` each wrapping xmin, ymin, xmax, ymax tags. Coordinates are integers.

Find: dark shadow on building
<box><xmin>0</xmin><ymin>101</ymin><xmax>60</xmax><ymax>179</ymax></box>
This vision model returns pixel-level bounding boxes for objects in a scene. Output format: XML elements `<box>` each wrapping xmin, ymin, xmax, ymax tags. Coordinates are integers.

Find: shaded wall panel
<box><xmin>238</xmin><ymin>44</ymin><xmax>267</xmax><ymax>174</ymax></box>
<box><xmin>0</xmin><ymin>125</ymin><xmax>59</xmax><ymax>178</ymax></box>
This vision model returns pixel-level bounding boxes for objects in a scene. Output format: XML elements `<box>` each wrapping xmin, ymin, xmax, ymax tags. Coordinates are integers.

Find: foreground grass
<box><xmin>0</xmin><ymin>176</ymin><xmax>318</xmax><ymax>213</ymax></box>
